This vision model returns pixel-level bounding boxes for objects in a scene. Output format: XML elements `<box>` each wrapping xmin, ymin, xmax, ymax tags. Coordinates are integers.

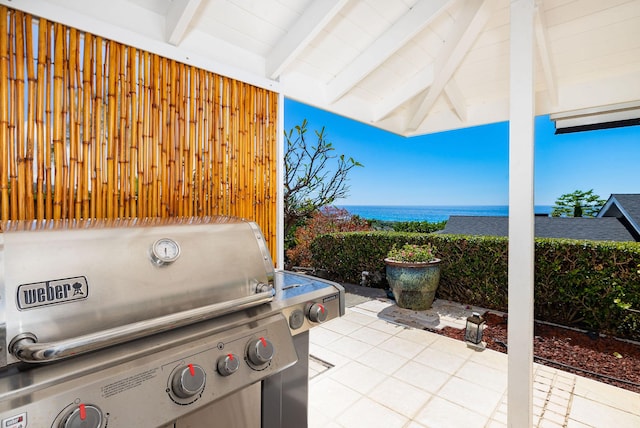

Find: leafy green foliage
<box><xmin>286</xmin><ymin>206</ymin><xmax>370</xmax><ymax>267</ymax></box>
<box><xmin>310</xmin><ymin>232</ymin><xmax>640</xmax><ymax>339</ymax></box>
<box><xmin>392</xmin><ymin>220</ymin><xmax>446</xmax><ymax>233</ymax></box>
<box><xmin>367</xmin><ymin>220</ymin><xmax>447</xmax><ymax>233</ymax></box>
<box><xmin>386</xmin><ymin>243</ymin><xmax>437</xmax><ymax>263</ymax></box>
<box><xmin>284</xmin><ymin>119</ymin><xmax>363</xmax><ymax>239</ymax></box>
<box><xmin>551</xmin><ymin>189</ymin><xmax>606</xmax><ymax>217</ymax></box>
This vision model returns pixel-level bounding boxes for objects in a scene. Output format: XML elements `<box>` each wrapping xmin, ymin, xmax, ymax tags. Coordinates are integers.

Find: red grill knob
<box><xmin>217</xmin><ymin>353</ymin><xmax>240</xmax><ymax>376</ymax></box>
<box><xmin>171</xmin><ymin>364</ymin><xmax>206</xmax><ymax>399</ymax></box>
<box><xmin>246</xmin><ymin>337</ymin><xmax>274</xmax><ymax>366</ymax></box>
<box><xmin>59</xmin><ymin>403</ymin><xmax>102</xmax><ymax>428</ymax></box>
<box><xmin>308</xmin><ymin>303</ymin><xmax>328</xmax><ymax>323</ymax></box>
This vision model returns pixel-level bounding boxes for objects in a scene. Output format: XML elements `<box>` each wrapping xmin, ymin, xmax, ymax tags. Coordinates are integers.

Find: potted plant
<box><xmin>384</xmin><ymin>243</ymin><xmax>441</xmax><ymax>310</ymax></box>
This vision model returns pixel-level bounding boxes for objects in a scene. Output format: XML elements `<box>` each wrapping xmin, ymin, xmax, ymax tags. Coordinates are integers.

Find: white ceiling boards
<box><xmin>6</xmin><ymin>0</ymin><xmax>640</xmax><ymax>137</ymax></box>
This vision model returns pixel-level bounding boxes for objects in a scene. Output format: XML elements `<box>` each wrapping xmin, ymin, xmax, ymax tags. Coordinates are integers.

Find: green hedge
<box><xmin>310</xmin><ymin>232</ymin><xmax>640</xmax><ymax>339</ymax></box>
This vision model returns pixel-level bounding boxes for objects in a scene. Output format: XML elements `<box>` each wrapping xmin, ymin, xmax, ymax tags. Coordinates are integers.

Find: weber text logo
<box><xmin>17</xmin><ymin>276</ymin><xmax>88</xmax><ymax>310</ymax></box>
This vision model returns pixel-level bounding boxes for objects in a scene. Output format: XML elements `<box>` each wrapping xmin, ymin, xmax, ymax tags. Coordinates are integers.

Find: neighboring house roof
<box><xmin>598</xmin><ymin>194</ymin><xmax>640</xmax><ymax>239</ymax></box>
<box><xmin>441</xmin><ymin>216</ymin><xmax>638</xmax><ymax>242</ymax></box>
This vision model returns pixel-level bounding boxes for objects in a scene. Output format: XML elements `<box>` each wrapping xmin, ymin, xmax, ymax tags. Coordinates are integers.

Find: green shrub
<box><xmin>285</xmin><ymin>206</ymin><xmax>370</xmax><ymax>267</ymax></box>
<box><xmin>391</xmin><ymin>220</ymin><xmax>447</xmax><ymax>233</ymax></box>
<box><xmin>368</xmin><ymin>220</ymin><xmax>446</xmax><ymax>233</ymax></box>
<box><xmin>310</xmin><ymin>231</ymin><xmax>640</xmax><ymax>339</ymax></box>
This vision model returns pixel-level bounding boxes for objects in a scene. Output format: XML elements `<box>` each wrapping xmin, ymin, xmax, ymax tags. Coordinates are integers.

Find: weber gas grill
<box><xmin>0</xmin><ymin>217</ymin><xmax>344</xmax><ymax>427</ymax></box>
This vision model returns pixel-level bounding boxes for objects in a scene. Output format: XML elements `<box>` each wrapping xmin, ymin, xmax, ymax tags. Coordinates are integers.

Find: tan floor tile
<box><xmin>308</xmin><ymin>404</ymin><xmax>341</xmax><ymax>428</ymax></box>
<box><xmin>368</xmin><ymin>376</ymin><xmax>432</xmax><ymax>418</ymax></box>
<box><xmin>533</xmin><ymin>388</ymin><xmax>549</xmax><ymax>406</ymax></box>
<box><xmin>328</xmin><ymin>361</ymin><xmax>387</xmax><ymax>395</ymax></box>
<box><xmin>392</xmin><ymin>360</ymin><xmax>451</xmax><ymax>394</ymax></box>
<box><xmin>570</xmin><ymin>395</ymin><xmax>640</xmax><ymax>428</ymax></box>
<box><xmin>336</xmin><ymin>397</ymin><xmax>408</xmax><ymax>428</ymax></box>
<box><xmin>367</xmin><ymin>318</ymin><xmax>408</xmax><ymax>335</ymax></box>
<box><xmin>309</xmin><ymin>343</ymin><xmax>352</xmax><ymax>370</ymax></box>
<box><xmin>550</xmin><ymin>388</ymin><xmax>571</xmax><ymax>402</ymax></box>
<box><xmin>535</xmin><ymin>365</ymin><xmax>557</xmax><ymax>380</ymax></box>
<box><xmin>546</xmin><ymin>400</ymin><xmax>569</xmax><ymax>416</ymax></box>
<box><xmin>357</xmin><ymin>346</ymin><xmax>409</xmax><ymax>375</ymax></box>
<box><xmin>533</xmin><ymin>395</ymin><xmax>547</xmax><ymax>409</ymax></box>
<box><xmin>455</xmin><ymin>360</ymin><xmax>507</xmax><ymax>393</ymax></box>
<box><xmin>542</xmin><ymin>409</ymin><xmax>567</xmax><ymax>426</ymax></box>
<box><xmin>325</xmin><ymin>335</ymin><xmax>374</xmax><ymax>359</ymax></box>
<box><xmin>437</xmin><ymin>376</ymin><xmax>503</xmax><ymax>417</ymax></box>
<box><xmin>534</xmin><ymin>380</ymin><xmax>552</xmax><ymax>393</ymax></box>
<box><xmin>342</xmin><ymin>308</ymin><xmax>378</xmax><ymax>324</ymax></box>
<box><xmin>309</xmin><ymin>326</ymin><xmax>344</xmax><ymax>346</ymax></box>
<box><xmin>492</xmin><ymin>409</ymin><xmax>507</xmax><ymax>424</ymax></box>
<box><xmin>354</xmin><ymin>299</ymin><xmax>394</xmax><ymax>313</ymax></box>
<box><xmin>321</xmin><ymin>317</ymin><xmax>365</xmax><ymax>335</ymax></box>
<box><xmin>395</xmin><ymin>327</ymin><xmax>439</xmax><ymax>345</ymax></box>
<box><xmin>378</xmin><ymin>335</ymin><xmax>427</xmax><ymax>359</ymax></box>
<box><xmin>467</xmin><ymin>347</ymin><xmax>507</xmax><ymax>371</ymax></box>
<box><xmin>348</xmin><ymin>325</ymin><xmax>392</xmax><ymax>346</ymax></box>
<box><xmin>309</xmin><ymin>377</ymin><xmax>362</xmax><ymax>420</ymax></box>
<box><xmin>414</xmin><ymin>396</ymin><xmax>488</xmax><ymax>428</ymax></box>
<box><xmin>566</xmin><ymin>419</ymin><xmax>592</xmax><ymax>428</ymax></box>
<box><xmin>573</xmin><ymin>375</ymin><xmax>640</xmax><ymax>415</ymax></box>
<box><xmin>404</xmin><ymin>422</ymin><xmax>428</xmax><ymax>428</ymax></box>
<box><xmin>308</xmin><ymin>299</ymin><xmax>640</xmax><ymax>428</ymax></box>
<box><xmin>413</xmin><ymin>346</ymin><xmax>467</xmax><ymax>374</ymax></box>
<box><xmin>428</xmin><ymin>334</ymin><xmax>477</xmax><ymax>358</ymax></box>
<box><xmin>538</xmin><ymin>418</ymin><xmax>563</xmax><ymax>428</ymax></box>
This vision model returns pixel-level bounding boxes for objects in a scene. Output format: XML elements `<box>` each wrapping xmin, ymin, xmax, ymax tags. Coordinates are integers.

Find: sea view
<box><xmin>338</xmin><ymin>205</ymin><xmax>554</xmax><ymax>223</ymax></box>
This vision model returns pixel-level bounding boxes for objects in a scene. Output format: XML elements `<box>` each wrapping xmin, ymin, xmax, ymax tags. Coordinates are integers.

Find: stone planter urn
<box><xmin>384</xmin><ymin>258</ymin><xmax>441</xmax><ymax>310</ymax></box>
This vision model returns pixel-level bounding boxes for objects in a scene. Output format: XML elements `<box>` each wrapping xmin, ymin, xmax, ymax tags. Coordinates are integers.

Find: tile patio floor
<box><xmin>308</xmin><ymin>296</ymin><xmax>640</xmax><ymax>428</ymax></box>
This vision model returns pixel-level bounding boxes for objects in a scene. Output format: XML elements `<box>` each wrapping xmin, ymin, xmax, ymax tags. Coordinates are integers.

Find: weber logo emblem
<box><xmin>17</xmin><ymin>276</ymin><xmax>88</xmax><ymax>310</ymax></box>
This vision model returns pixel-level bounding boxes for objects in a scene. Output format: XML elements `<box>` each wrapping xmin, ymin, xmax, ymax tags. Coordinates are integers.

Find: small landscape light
<box><xmin>465</xmin><ymin>312</ymin><xmax>486</xmax><ymax>350</ymax></box>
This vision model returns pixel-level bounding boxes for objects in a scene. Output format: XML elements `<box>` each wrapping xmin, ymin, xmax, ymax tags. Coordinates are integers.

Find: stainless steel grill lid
<box><xmin>0</xmin><ymin>216</ymin><xmax>276</xmax><ymax>367</ymax></box>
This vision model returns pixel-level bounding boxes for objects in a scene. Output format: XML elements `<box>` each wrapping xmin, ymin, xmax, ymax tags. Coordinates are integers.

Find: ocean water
<box><xmin>338</xmin><ymin>205</ymin><xmax>553</xmax><ymax>223</ymax></box>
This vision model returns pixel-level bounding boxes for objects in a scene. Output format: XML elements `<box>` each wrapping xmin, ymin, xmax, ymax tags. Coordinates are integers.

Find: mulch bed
<box><xmin>436</xmin><ymin>312</ymin><xmax>640</xmax><ymax>394</ymax></box>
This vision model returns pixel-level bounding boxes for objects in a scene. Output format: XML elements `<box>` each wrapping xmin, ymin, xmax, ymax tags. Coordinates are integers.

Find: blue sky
<box><xmin>284</xmin><ymin>98</ymin><xmax>640</xmax><ymax>206</ymax></box>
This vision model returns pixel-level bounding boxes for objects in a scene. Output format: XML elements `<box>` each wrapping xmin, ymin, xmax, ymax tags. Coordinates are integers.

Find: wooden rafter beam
<box><xmin>444</xmin><ymin>79</ymin><xmax>467</xmax><ymax>122</ymax></box>
<box><xmin>406</xmin><ymin>0</ymin><xmax>495</xmax><ymax>132</ymax></box>
<box><xmin>326</xmin><ymin>0</ymin><xmax>452</xmax><ymax>104</ymax></box>
<box><xmin>373</xmin><ymin>65</ymin><xmax>434</xmax><ymax>122</ymax></box>
<box><xmin>266</xmin><ymin>0</ymin><xmax>348</xmax><ymax>79</ymax></box>
<box><xmin>534</xmin><ymin>0</ymin><xmax>558</xmax><ymax>107</ymax></box>
<box><xmin>166</xmin><ymin>0</ymin><xmax>203</xmax><ymax>46</ymax></box>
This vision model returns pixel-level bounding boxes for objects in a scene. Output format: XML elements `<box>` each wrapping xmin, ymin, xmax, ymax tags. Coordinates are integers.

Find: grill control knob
<box><xmin>307</xmin><ymin>303</ymin><xmax>328</xmax><ymax>323</ymax></box>
<box><xmin>60</xmin><ymin>403</ymin><xmax>102</xmax><ymax>428</ymax></box>
<box><xmin>247</xmin><ymin>337</ymin><xmax>274</xmax><ymax>366</ymax></box>
<box><xmin>217</xmin><ymin>353</ymin><xmax>240</xmax><ymax>376</ymax></box>
<box><xmin>289</xmin><ymin>309</ymin><xmax>305</xmax><ymax>330</ymax></box>
<box><xmin>171</xmin><ymin>363</ymin><xmax>206</xmax><ymax>398</ymax></box>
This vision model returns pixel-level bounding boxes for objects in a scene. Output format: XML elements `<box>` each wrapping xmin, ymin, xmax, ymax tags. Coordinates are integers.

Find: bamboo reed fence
<box><xmin>0</xmin><ymin>6</ymin><xmax>279</xmax><ymax>260</ymax></box>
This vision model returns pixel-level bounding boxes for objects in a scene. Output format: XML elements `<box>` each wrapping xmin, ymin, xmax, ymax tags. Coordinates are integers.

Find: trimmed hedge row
<box><xmin>310</xmin><ymin>232</ymin><xmax>640</xmax><ymax>339</ymax></box>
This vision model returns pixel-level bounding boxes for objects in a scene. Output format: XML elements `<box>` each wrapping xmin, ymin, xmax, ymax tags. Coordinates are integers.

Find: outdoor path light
<box><xmin>465</xmin><ymin>312</ymin><xmax>486</xmax><ymax>351</ymax></box>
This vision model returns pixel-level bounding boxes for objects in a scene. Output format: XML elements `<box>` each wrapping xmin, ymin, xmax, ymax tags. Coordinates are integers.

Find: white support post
<box><xmin>508</xmin><ymin>1</ymin><xmax>536</xmax><ymax>427</ymax></box>
<box><xmin>276</xmin><ymin>93</ymin><xmax>285</xmax><ymax>270</ymax></box>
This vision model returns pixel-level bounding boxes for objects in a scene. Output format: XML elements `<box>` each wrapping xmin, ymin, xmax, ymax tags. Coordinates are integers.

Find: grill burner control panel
<box><xmin>0</xmin><ymin>314</ymin><xmax>298</xmax><ymax>428</ymax></box>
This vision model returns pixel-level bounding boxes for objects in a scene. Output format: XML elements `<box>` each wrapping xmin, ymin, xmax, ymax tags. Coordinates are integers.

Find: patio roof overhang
<box><xmin>7</xmin><ymin>0</ymin><xmax>640</xmax><ymax>137</ymax></box>
<box><xmin>3</xmin><ymin>1</ymin><xmax>639</xmax><ymax>427</ymax></box>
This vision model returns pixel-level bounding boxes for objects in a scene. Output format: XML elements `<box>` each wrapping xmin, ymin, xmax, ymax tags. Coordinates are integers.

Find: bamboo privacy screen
<box><xmin>0</xmin><ymin>7</ymin><xmax>278</xmax><ymax>258</ymax></box>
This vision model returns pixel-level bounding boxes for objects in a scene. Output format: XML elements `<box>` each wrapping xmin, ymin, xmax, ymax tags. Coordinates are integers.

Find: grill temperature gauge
<box><xmin>150</xmin><ymin>238</ymin><xmax>181</xmax><ymax>265</ymax></box>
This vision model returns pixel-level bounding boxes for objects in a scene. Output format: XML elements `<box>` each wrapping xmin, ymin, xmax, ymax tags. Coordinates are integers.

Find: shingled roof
<box><xmin>598</xmin><ymin>194</ymin><xmax>640</xmax><ymax>239</ymax></box>
<box><xmin>441</xmin><ymin>215</ymin><xmax>638</xmax><ymax>242</ymax></box>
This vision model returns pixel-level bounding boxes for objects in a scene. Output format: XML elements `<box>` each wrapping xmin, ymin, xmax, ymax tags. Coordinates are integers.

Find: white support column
<box><xmin>276</xmin><ymin>93</ymin><xmax>285</xmax><ymax>270</ymax></box>
<box><xmin>508</xmin><ymin>1</ymin><xmax>536</xmax><ymax>427</ymax></box>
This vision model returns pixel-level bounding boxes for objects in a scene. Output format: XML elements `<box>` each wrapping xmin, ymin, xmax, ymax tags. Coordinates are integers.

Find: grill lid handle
<box><xmin>10</xmin><ymin>286</ymin><xmax>274</xmax><ymax>364</ymax></box>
